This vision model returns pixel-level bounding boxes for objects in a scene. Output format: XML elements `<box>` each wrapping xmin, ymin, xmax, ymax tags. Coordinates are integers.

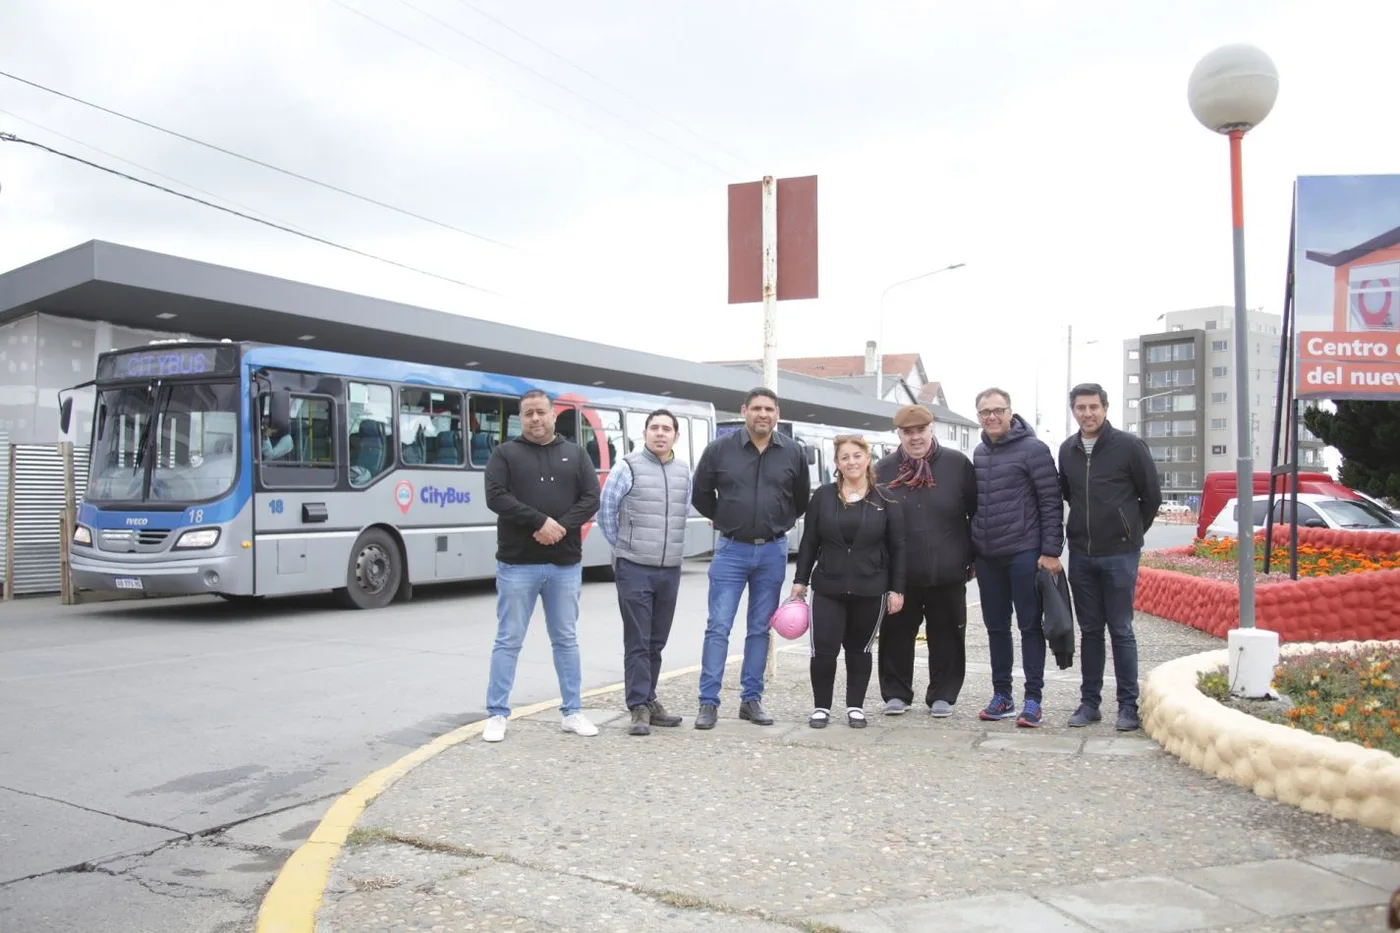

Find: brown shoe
<box><xmin>629</xmin><ymin>706</ymin><xmax>651</xmax><ymax>736</ymax></box>
<box><xmin>647</xmin><ymin>700</ymin><xmax>682</xmax><ymax>727</ymax></box>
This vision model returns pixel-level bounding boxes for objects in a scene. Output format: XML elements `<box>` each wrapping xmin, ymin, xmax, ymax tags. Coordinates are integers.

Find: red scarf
<box><xmin>889</xmin><ymin>441</ymin><xmax>938</xmax><ymax>488</ymax></box>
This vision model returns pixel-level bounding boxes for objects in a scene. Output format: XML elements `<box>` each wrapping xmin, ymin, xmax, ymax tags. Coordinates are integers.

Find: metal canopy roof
<box><xmin>0</xmin><ymin>241</ymin><xmax>903</xmax><ymax>429</ymax></box>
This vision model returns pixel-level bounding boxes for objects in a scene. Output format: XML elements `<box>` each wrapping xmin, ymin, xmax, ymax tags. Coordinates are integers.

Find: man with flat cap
<box><xmin>874</xmin><ymin>404</ymin><xmax>977</xmax><ymax>717</ymax></box>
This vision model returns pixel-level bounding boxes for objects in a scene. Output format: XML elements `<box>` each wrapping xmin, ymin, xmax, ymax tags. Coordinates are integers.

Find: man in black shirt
<box><xmin>690</xmin><ymin>388</ymin><xmax>810</xmax><ymax>729</ymax></box>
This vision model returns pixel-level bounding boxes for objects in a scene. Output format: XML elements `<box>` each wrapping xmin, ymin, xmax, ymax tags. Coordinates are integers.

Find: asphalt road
<box><xmin>0</xmin><ymin>525</ymin><xmax>1189</xmax><ymax>933</ymax></box>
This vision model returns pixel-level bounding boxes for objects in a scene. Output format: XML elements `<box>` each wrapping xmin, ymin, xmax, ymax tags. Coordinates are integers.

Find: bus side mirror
<box><xmin>59</xmin><ymin>397</ymin><xmax>73</xmax><ymax>434</ymax></box>
<box><xmin>269</xmin><ymin>392</ymin><xmax>291</xmax><ymax>434</ymax></box>
<box><xmin>804</xmin><ymin>447</ymin><xmax>818</xmax><ymax>466</ymax></box>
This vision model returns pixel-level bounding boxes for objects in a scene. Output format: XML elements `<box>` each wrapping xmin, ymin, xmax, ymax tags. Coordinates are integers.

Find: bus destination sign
<box><xmin>96</xmin><ymin>346</ymin><xmax>237</xmax><ymax>381</ymax></box>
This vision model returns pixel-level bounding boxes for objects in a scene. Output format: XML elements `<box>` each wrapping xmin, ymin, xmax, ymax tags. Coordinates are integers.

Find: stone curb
<box><xmin>1141</xmin><ymin>639</ymin><xmax>1400</xmax><ymax>836</ymax></box>
<box><xmin>253</xmin><ymin>653</ymin><xmax>742</xmax><ymax>933</ymax></box>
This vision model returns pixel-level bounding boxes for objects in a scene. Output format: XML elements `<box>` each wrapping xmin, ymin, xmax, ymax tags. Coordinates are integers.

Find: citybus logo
<box><xmin>394</xmin><ymin>480</ymin><xmax>414</xmax><ymax>515</ymax></box>
<box><xmin>420</xmin><ymin>486</ymin><xmax>471</xmax><ymax>508</ymax></box>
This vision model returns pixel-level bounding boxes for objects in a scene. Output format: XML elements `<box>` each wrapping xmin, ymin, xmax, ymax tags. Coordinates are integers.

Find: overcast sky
<box><xmin>3</xmin><ymin>0</ymin><xmax>1398</xmax><ymax>428</ymax></box>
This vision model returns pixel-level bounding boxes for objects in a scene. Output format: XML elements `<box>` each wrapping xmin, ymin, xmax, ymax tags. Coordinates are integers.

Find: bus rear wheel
<box><xmin>338</xmin><ymin>528</ymin><xmax>401</xmax><ymax>610</ymax></box>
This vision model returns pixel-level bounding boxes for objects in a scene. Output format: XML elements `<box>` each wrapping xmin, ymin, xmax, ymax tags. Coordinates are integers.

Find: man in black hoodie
<box><xmin>480</xmin><ymin>388</ymin><xmax>602</xmax><ymax>743</ymax></box>
<box><xmin>875</xmin><ymin>405</ymin><xmax>977</xmax><ymax>718</ymax></box>
<box><xmin>1058</xmin><ymin>383</ymin><xmax>1162</xmax><ymax>733</ymax></box>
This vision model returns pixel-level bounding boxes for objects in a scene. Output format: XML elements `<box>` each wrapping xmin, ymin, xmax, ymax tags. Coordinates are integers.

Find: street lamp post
<box><xmin>875</xmin><ymin>263</ymin><xmax>965</xmax><ymax>400</ymax></box>
<box><xmin>1064</xmin><ymin>326</ymin><xmax>1099</xmax><ymax>437</ymax></box>
<box><xmin>1188</xmin><ymin>43</ymin><xmax>1280</xmax><ymax>697</ymax></box>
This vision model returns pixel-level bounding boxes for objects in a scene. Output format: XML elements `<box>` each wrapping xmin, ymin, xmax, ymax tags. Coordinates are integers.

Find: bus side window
<box><xmin>624</xmin><ymin>410</ymin><xmax>647</xmax><ymax>455</ymax></box>
<box><xmin>691</xmin><ymin>418</ymin><xmax>711</xmax><ymax>467</ymax></box>
<box><xmin>467</xmin><ymin>394</ymin><xmax>519</xmax><ymax>467</ymax></box>
<box><xmin>399</xmin><ymin>387</ymin><xmax>464</xmax><ymax>467</ymax></box>
<box><xmin>673</xmin><ymin>416</ymin><xmax>692</xmax><ymax>467</ymax></box>
<box><xmin>259</xmin><ymin>394</ymin><xmax>337</xmax><ymax>489</ymax></box>
<box><xmin>347</xmin><ymin>382</ymin><xmax>394</xmax><ymax>487</ymax></box>
<box><xmin>553</xmin><ymin>406</ymin><xmax>580</xmax><ymax>445</ymax></box>
<box><xmin>581</xmin><ymin>407</ymin><xmax>622</xmax><ymax>470</ymax></box>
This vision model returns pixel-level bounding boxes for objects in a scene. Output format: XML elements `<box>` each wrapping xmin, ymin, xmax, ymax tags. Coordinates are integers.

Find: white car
<box><xmin>1204</xmin><ymin>493</ymin><xmax>1400</xmax><ymax>539</ymax></box>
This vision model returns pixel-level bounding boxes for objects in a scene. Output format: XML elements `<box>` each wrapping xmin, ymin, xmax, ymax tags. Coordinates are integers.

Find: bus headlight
<box><xmin>73</xmin><ymin>526</ymin><xmax>92</xmax><ymax>546</ymax></box>
<box><xmin>175</xmin><ymin>529</ymin><xmax>221</xmax><ymax>549</ymax></box>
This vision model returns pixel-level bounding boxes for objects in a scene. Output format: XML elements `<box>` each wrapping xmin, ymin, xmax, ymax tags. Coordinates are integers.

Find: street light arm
<box><xmin>876</xmin><ymin>262</ymin><xmax>965</xmax><ymax>400</ymax></box>
<box><xmin>878</xmin><ymin>262</ymin><xmax>967</xmax><ymax>305</ymax></box>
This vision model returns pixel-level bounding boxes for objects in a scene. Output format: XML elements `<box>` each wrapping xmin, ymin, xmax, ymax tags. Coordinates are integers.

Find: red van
<box><xmin>1195</xmin><ymin>471</ymin><xmax>1358</xmax><ymax>539</ymax></box>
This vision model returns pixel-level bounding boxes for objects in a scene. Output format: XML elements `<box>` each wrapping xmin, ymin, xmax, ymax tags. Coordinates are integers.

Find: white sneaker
<box><xmin>561</xmin><ymin>712</ymin><xmax>599</xmax><ymax>737</ymax></box>
<box><xmin>482</xmin><ymin>715</ymin><xmax>508</xmax><ymax>743</ymax></box>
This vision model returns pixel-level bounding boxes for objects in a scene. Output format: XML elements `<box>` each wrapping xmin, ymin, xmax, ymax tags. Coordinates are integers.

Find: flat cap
<box><xmin>893</xmin><ymin>404</ymin><xmax>933</xmax><ymax>429</ymax></box>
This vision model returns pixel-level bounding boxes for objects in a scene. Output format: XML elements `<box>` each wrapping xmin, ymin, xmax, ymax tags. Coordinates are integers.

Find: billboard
<box><xmin>1296</xmin><ymin>174</ymin><xmax>1400</xmax><ymax>399</ymax></box>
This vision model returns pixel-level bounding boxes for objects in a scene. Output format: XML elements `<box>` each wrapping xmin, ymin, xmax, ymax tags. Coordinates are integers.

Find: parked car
<box><xmin>1204</xmin><ymin>493</ymin><xmax>1400</xmax><ymax>539</ymax></box>
<box><xmin>1196</xmin><ymin>471</ymin><xmax>1357</xmax><ymax>540</ymax></box>
<box><xmin>1352</xmin><ymin>489</ymin><xmax>1400</xmax><ymax>521</ymax></box>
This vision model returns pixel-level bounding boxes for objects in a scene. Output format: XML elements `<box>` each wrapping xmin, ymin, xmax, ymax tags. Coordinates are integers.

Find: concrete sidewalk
<box><xmin>313</xmin><ymin>610</ymin><xmax>1400</xmax><ymax>932</ymax></box>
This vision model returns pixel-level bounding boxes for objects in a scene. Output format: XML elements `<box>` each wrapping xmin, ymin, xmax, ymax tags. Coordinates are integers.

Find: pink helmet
<box><xmin>769</xmin><ymin>597</ymin><xmax>811</xmax><ymax>640</ymax></box>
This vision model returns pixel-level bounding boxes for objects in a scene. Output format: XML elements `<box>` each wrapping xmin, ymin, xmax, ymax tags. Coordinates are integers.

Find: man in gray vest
<box><xmin>598</xmin><ymin>408</ymin><xmax>693</xmax><ymax>735</ymax></box>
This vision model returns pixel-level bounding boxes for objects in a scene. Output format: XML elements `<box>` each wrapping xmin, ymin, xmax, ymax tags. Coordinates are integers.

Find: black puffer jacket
<box><xmin>970</xmin><ymin>414</ymin><xmax>1064</xmax><ymax>559</ymax></box>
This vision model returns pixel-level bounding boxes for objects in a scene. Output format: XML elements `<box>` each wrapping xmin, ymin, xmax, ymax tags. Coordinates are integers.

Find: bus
<box><xmin>60</xmin><ymin>342</ymin><xmax>716</xmax><ymax>609</ymax></box>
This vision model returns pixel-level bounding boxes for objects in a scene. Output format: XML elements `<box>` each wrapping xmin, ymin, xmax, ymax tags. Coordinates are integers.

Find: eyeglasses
<box><xmin>977</xmin><ymin>407</ymin><xmax>1009</xmax><ymax>419</ymax></box>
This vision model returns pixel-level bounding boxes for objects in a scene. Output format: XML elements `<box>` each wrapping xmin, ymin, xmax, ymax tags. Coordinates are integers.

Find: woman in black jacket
<box><xmin>791</xmin><ymin>435</ymin><xmax>906</xmax><ymax>728</ymax></box>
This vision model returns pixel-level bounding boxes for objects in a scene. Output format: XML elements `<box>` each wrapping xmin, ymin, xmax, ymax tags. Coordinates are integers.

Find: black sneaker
<box><xmin>694</xmin><ymin>703</ymin><xmax>718</xmax><ymax>730</ymax></box>
<box><xmin>1116</xmin><ymin>706</ymin><xmax>1141</xmax><ymax>732</ymax></box>
<box><xmin>1067</xmin><ymin>704</ymin><xmax>1102</xmax><ymax>728</ymax></box>
<box><xmin>738</xmin><ymin>700</ymin><xmax>774</xmax><ymax>725</ymax></box>
<box><xmin>628</xmin><ymin>706</ymin><xmax>651</xmax><ymax>736</ymax></box>
<box><xmin>647</xmin><ymin>700</ymin><xmax>681</xmax><ymax>727</ymax></box>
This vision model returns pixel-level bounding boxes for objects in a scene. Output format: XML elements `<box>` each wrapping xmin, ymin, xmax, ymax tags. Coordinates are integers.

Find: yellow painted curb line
<box><xmin>254</xmin><ymin>652</ymin><xmax>744</xmax><ymax>933</ymax></box>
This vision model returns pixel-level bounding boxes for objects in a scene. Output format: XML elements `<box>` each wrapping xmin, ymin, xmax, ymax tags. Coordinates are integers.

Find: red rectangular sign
<box><xmin>727</xmin><ymin>181</ymin><xmax>763</xmax><ymax>305</ymax></box>
<box><xmin>726</xmin><ymin>175</ymin><xmax>819</xmax><ymax>304</ymax></box>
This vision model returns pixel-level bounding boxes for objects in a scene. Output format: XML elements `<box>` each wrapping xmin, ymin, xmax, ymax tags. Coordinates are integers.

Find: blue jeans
<box><xmin>698</xmin><ymin>536</ymin><xmax>788</xmax><ymax>707</ymax></box>
<box><xmin>486</xmin><ymin>561</ymin><xmax>583</xmax><ymax>718</ymax></box>
<box><xmin>1068</xmin><ymin>549</ymin><xmax>1141</xmax><ymax>710</ymax></box>
<box><xmin>975</xmin><ymin>549</ymin><xmax>1045</xmax><ymax>702</ymax></box>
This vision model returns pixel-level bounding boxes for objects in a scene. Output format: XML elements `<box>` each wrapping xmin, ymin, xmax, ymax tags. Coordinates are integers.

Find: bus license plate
<box><xmin>114</xmin><ymin>577</ymin><xmax>144</xmax><ymax>590</ymax></box>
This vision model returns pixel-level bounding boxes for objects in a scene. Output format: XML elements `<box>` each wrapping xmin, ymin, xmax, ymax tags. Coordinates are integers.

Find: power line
<box><xmin>325</xmin><ymin>0</ymin><xmax>712</xmax><ymax>184</ymax></box>
<box><xmin>454</xmin><ymin>0</ymin><xmax>757</xmax><ymax>174</ymax></box>
<box><xmin>0</xmin><ymin>132</ymin><xmax>504</xmax><ymax>297</ymax></box>
<box><xmin>390</xmin><ymin>0</ymin><xmax>740</xmax><ymax>178</ymax></box>
<box><xmin>0</xmin><ymin>107</ymin><xmax>318</xmax><ymax>237</ymax></box>
<box><xmin>0</xmin><ymin>69</ymin><xmax>515</xmax><ymax>250</ymax></box>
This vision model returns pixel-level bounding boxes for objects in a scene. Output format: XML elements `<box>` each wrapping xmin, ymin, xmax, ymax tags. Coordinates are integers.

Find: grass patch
<box><xmin>1197</xmin><ymin>645</ymin><xmax>1400</xmax><ymax>755</ymax></box>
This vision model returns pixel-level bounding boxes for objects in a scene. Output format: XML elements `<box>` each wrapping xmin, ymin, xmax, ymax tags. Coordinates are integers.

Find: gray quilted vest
<box><xmin>613</xmin><ymin>448</ymin><xmax>691</xmax><ymax>568</ymax></box>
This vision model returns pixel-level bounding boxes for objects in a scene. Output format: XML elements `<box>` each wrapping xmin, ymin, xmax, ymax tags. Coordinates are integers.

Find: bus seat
<box><xmin>470</xmin><ymin>432</ymin><xmax>493</xmax><ymax>463</ymax></box>
<box><xmin>436</xmin><ymin>430</ymin><xmax>460</xmax><ymax>464</ymax></box>
<box><xmin>356</xmin><ymin>420</ymin><xmax>387</xmax><ymax>474</ymax></box>
<box><xmin>401</xmin><ymin>424</ymin><xmax>426</xmax><ymax>465</ymax></box>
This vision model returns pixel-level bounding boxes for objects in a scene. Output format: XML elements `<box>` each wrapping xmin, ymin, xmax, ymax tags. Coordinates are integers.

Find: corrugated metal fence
<box><xmin>0</xmin><ymin>432</ymin><xmax>8</xmax><ymax>594</ymax></box>
<box><xmin>3</xmin><ymin>443</ymin><xmax>89</xmax><ymax>596</ymax></box>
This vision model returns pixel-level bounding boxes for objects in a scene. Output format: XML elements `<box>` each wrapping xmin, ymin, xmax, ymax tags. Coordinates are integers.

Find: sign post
<box><xmin>761</xmin><ymin>176</ymin><xmax>778</xmax><ymax>392</ymax></box>
<box><xmin>727</xmin><ymin>174</ymin><xmax>819</xmax><ymax>676</ymax></box>
<box><xmin>728</xmin><ymin>174</ymin><xmax>819</xmax><ymax>391</ymax></box>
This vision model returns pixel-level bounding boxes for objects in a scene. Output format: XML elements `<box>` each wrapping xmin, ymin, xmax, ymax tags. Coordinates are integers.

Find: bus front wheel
<box><xmin>337</xmin><ymin>528</ymin><xmax>402</xmax><ymax>610</ymax></box>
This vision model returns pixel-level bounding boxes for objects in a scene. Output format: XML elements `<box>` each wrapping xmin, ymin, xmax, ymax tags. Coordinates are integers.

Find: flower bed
<box><xmin>1136</xmin><ymin>528</ymin><xmax>1400</xmax><ymax>642</ymax></box>
<box><xmin>1199</xmin><ymin>645</ymin><xmax>1400</xmax><ymax>755</ymax></box>
<box><xmin>1143</xmin><ymin>642</ymin><xmax>1400</xmax><ymax>836</ymax></box>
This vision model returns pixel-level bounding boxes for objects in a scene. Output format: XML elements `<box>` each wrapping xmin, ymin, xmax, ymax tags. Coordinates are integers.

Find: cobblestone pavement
<box><xmin>314</xmin><ymin>610</ymin><xmax>1400</xmax><ymax>932</ymax></box>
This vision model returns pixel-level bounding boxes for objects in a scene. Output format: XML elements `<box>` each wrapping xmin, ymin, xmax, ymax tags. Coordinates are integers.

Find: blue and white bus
<box><xmin>61</xmin><ymin>342</ymin><xmax>716</xmax><ymax>608</ymax></box>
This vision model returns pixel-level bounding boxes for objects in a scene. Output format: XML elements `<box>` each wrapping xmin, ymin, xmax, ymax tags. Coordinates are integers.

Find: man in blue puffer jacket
<box><xmin>969</xmin><ymin>387</ymin><xmax>1064</xmax><ymax>728</ymax></box>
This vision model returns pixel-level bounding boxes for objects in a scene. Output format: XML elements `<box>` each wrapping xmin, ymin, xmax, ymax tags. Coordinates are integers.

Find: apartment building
<box><xmin>1121</xmin><ymin>306</ymin><xmax>1326</xmax><ymax>503</ymax></box>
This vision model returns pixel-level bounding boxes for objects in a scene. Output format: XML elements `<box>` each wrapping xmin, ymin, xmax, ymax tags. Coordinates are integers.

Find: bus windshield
<box><xmin>87</xmin><ymin>381</ymin><xmax>241</xmax><ymax>504</ymax></box>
